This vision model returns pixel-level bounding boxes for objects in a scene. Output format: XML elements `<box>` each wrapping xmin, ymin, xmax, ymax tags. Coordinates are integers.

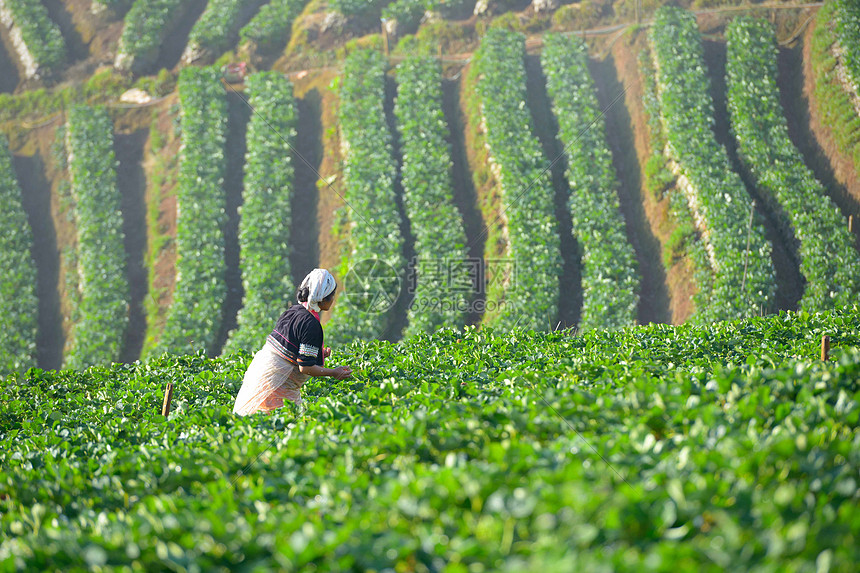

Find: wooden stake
<box><xmin>849</xmin><ymin>214</ymin><xmax>854</xmax><ymax>234</ymax></box>
<box><xmin>821</xmin><ymin>335</ymin><xmax>830</xmax><ymax>361</ymax></box>
<box><xmin>161</xmin><ymin>383</ymin><xmax>174</xmax><ymax>417</ymax></box>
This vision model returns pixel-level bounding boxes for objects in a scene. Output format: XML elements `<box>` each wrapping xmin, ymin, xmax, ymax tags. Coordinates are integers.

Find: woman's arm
<box><xmin>299</xmin><ymin>364</ymin><xmax>352</xmax><ymax>380</ymax></box>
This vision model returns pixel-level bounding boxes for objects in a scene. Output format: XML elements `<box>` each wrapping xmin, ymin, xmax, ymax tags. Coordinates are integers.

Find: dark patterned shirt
<box><xmin>266</xmin><ymin>305</ymin><xmax>324</xmax><ymax>367</ymax></box>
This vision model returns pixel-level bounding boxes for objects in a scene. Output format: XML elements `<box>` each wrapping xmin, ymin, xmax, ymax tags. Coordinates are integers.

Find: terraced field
<box><xmin>0</xmin><ymin>1</ymin><xmax>857</xmax><ymax>371</ymax></box>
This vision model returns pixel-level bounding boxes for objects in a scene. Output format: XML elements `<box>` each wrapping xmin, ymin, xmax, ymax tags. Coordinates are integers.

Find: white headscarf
<box><xmin>300</xmin><ymin>268</ymin><xmax>336</xmax><ymax>313</ymax></box>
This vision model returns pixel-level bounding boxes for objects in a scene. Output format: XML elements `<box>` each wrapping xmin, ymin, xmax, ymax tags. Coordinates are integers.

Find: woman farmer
<box><xmin>233</xmin><ymin>269</ymin><xmax>352</xmax><ymax>416</ymax></box>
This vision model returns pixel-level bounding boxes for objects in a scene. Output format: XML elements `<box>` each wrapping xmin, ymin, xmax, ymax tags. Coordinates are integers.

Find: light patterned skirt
<box><xmin>233</xmin><ymin>343</ymin><xmax>310</xmax><ymax>416</ymax></box>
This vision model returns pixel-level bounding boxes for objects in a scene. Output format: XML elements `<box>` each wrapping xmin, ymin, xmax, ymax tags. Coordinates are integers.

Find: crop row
<box><xmin>542</xmin><ymin>33</ymin><xmax>639</xmax><ymax>330</ymax></box>
<box><xmin>63</xmin><ymin>106</ymin><xmax>130</xmax><ymax>370</ymax></box>
<box><xmin>114</xmin><ymin>0</ymin><xmax>184</xmax><ymax>74</ymax></box>
<box><xmin>810</xmin><ymin>2</ymin><xmax>860</xmax><ymax>189</ymax></box>
<box><xmin>153</xmin><ymin>67</ymin><xmax>228</xmax><ymax>357</ymax></box>
<box><xmin>329</xmin><ymin>0</ymin><xmax>390</xmax><ymax>18</ymax></box>
<box><xmin>0</xmin><ymin>135</ymin><xmax>38</xmax><ymax>375</ymax></box>
<box><xmin>239</xmin><ymin>0</ymin><xmax>307</xmax><ymax>53</ymax></box>
<box><xmin>650</xmin><ymin>6</ymin><xmax>775</xmax><ymax>321</ymax></box>
<box><xmin>326</xmin><ymin>48</ymin><xmax>405</xmax><ymax>344</ymax></box>
<box><xmin>835</xmin><ymin>0</ymin><xmax>860</xmax><ymax>91</ymax></box>
<box><xmin>223</xmin><ymin>72</ymin><xmax>297</xmax><ymax>354</ymax></box>
<box><xmin>0</xmin><ymin>0</ymin><xmax>66</xmax><ymax>78</ymax></box>
<box><xmin>394</xmin><ymin>55</ymin><xmax>470</xmax><ymax>335</ymax></box>
<box><xmin>2</xmin><ymin>306</ymin><xmax>859</xmax><ymax>569</ymax></box>
<box><xmin>726</xmin><ymin>17</ymin><xmax>860</xmax><ymax>311</ymax></box>
<box><xmin>382</xmin><ymin>0</ymin><xmax>425</xmax><ymax>32</ymax></box>
<box><xmin>182</xmin><ymin>0</ymin><xmax>265</xmax><ymax>64</ymax></box>
<box><xmin>472</xmin><ymin>27</ymin><xmax>560</xmax><ymax>330</ymax></box>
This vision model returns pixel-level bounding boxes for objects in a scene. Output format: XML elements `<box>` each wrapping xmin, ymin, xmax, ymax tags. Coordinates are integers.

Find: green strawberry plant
<box><xmin>0</xmin><ymin>135</ymin><xmax>38</xmax><ymax>375</ymax></box>
<box><xmin>1</xmin><ymin>306</ymin><xmax>859</xmax><ymax>569</ymax></box>
<box><xmin>726</xmin><ymin>16</ymin><xmax>860</xmax><ymax>311</ymax></box>
<box><xmin>394</xmin><ymin>55</ymin><xmax>470</xmax><ymax>335</ymax></box>
<box><xmin>326</xmin><ymin>48</ymin><xmax>406</xmax><ymax>344</ymax></box>
<box><xmin>63</xmin><ymin>106</ymin><xmax>130</xmax><ymax>370</ymax></box>
<box><xmin>223</xmin><ymin>72</ymin><xmax>297</xmax><ymax>354</ymax></box>
<box><xmin>152</xmin><ymin>67</ymin><xmax>228</xmax><ymax>357</ymax></box>
<box><xmin>472</xmin><ymin>28</ymin><xmax>561</xmax><ymax>331</ymax></box>
<box><xmin>650</xmin><ymin>6</ymin><xmax>776</xmax><ymax>322</ymax></box>
<box><xmin>542</xmin><ymin>33</ymin><xmax>640</xmax><ymax>331</ymax></box>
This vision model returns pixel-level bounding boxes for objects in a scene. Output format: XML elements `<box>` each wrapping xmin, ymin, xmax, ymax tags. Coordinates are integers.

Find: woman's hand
<box><xmin>299</xmin><ymin>364</ymin><xmax>352</xmax><ymax>379</ymax></box>
<box><xmin>331</xmin><ymin>366</ymin><xmax>352</xmax><ymax>380</ymax></box>
<box><xmin>323</xmin><ymin>347</ymin><xmax>332</xmax><ymax>359</ymax></box>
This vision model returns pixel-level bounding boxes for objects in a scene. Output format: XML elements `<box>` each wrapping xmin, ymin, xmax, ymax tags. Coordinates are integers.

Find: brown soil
<box><xmin>590</xmin><ymin>53</ymin><xmax>672</xmax><ymax>326</ymax></box>
<box><xmin>68</xmin><ymin>0</ymin><xmax>126</xmax><ymax>64</ymax></box>
<box><xmin>702</xmin><ymin>39</ymin><xmax>804</xmax><ymax>313</ymax></box>
<box><xmin>292</xmin><ymin>71</ymin><xmax>345</xmax><ymax>327</ymax></box>
<box><xmin>523</xmin><ymin>52</ymin><xmax>581</xmax><ymax>330</ymax></box>
<box><xmin>442</xmin><ymin>75</ymin><xmax>486</xmax><ymax>326</ymax></box>
<box><xmin>113</xmin><ymin>126</ymin><xmax>149</xmax><ymax>363</ymax></box>
<box><xmin>43</xmin><ymin>0</ymin><xmax>89</xmax><ymax>65</ymax></box>
<box><xmin>43</xmin><ymin>0</ymin><xmax>125</xmax><ymax>85</ymax></box>
<box><xmin>798</xmin><ymin>18</ymin><xmax>860</xmax><ymax>247</ymax></box>
<box><xmin>141</xmin><ymin>97</ymin><xmax>181</xmax><ymax>353</ymax></box>
<box><xmin>610</xmin><ymin>30</ymin><xmax>696</xmax><ymax>324</ymax></box>
<box><xmin>213</xmin><ymin>90</ymin><xmax>251</xmax><ymax>355</ymax></box>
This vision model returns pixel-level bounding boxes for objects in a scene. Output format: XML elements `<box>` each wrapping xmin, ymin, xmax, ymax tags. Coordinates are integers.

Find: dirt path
<box><xmin>114</xmin><ymin>128</ymin><xmax>149</xmax><ymax>363</ymax></box>
<box><xmin>13</xmin><ymin>152</ymin><xmax>63</xmax><ymax>370</ymax></box>
<box><xmin>43</xmin><ymin>0</ymin><xmax>89</xmax><ymax>66</ymax></box>
<box><xmin>523</xmin><ymin>53</ymin><xmax>581</xmax><ymax>330</ymax></box>
<box><xmin>152</xmin><ymin>0</ymin><xmax>208</xmax><ymax>73</ymax></box>
<box><xmin>292</xmin><ymin>72</ymin><xmax>343</xmax><ymax>327</ymax></box>
<box><xmin>291</xmin><ymin>89</ymin><xmax>323</xmax><ymax>287</ymax></box>
<box><xmin>442</xmin><ymin>77</ymin><xmax>485</xmax><ymax>325</ymax></box>
<box><xmin>213</xmin><ymin>91</ymin><xmax>250</xmax><ymax>355</ymax></box>
<box><xmin>381</xmin><ymin>75</ymin><xmax>415</xmax><ymax>343</ymax></box>
<box><xmin>611</xmin><ymin>33</ymin><xmax>696</xmax><ymax>324</ymax></box>
<box><xmin>0</xmin><ymin>24</ymin><xmax>21</xmax><ymax>93</ymax></box>
<box><xmin>703</xmin><ymin>39</ymin><xmax>804</xmax><ymax>313</ymax></box>
<box><xmin>591</xmin><ymin>54</ymin><xmax>671</xmax><ymax>326</ymax></box>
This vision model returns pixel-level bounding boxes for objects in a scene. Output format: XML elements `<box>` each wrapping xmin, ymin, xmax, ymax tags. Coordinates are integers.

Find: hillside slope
<box><xmin>1</xmin><ymin>1</ymin><xmax>859</xmax><ymax>370</ymax></box>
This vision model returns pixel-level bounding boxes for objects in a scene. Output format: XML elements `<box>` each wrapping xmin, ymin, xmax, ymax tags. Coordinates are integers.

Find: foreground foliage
<box><xmin>224</xmin><ymin>72</ymin><xmax>297</xmax><ymax>354</ymax></box>
<box><xmin>2</xmin><ymin>306</ymin><xmax>859</xmax><ymax>570</ymax></box>
<box><xmin>0</xmin><ymin>136</ymin><xmax>38</xmax><ymax>375</ymax></box>
<box><xmin>63</xmin><ymin>106</ymin><xmax>130</xmax><ymax>370</ymax></box>
<box><xmin>153</xmin><ymin>67</ymin><xmax>228</xmax><ymax>357</ymax></box>
<box><xmin>542</xmin><ymin>33</ymin><xmax>639</xmax><ymax>331</ymax></box>
<box><xmin>650</xmin><ymin>6</ymin><xmax>776</xmax><ymax>321</ymax></box>
<box><xmin>726</xmin><ymin>17</ymin><xmax>860</xmax><ymax>311</ymax></box>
